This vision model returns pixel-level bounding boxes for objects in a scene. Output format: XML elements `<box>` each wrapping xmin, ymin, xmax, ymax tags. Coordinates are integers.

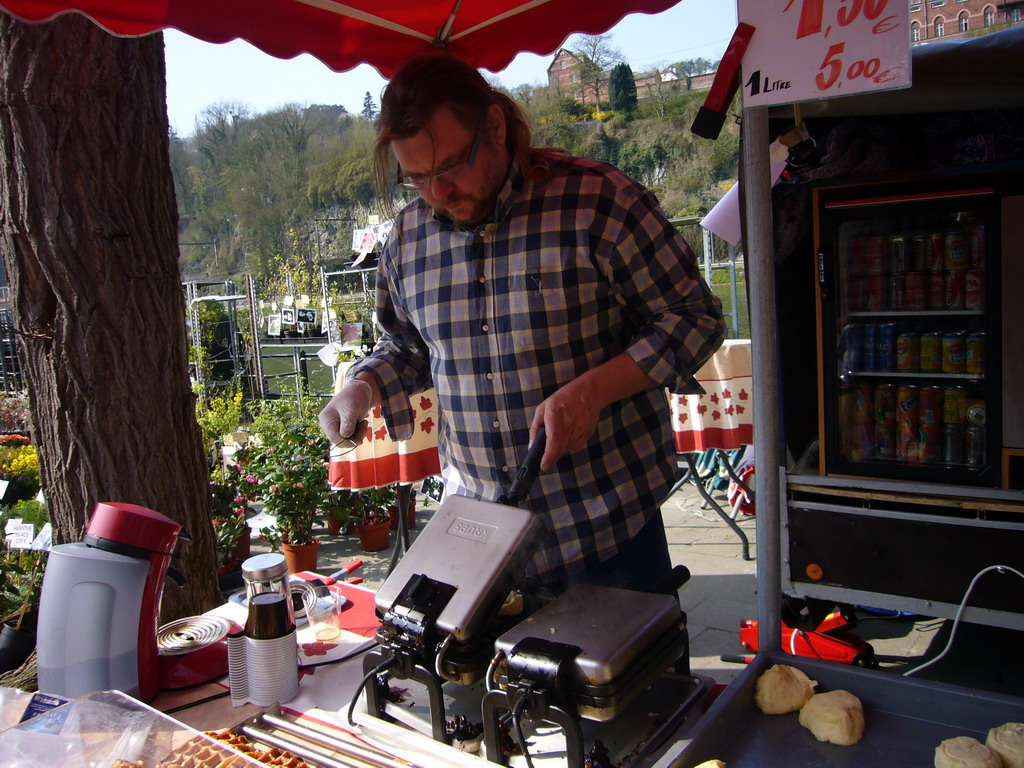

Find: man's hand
<box><xmin>530</xmin><ymin>379</ymin><xmax>600</xmax><ymax>472</ymax></box>
<box><xmin>529</xmin><ymin>353</ymin><xmax>658</xmax><ymax>471</ymax></box>
<box><xmin>318</xmin><ymin>379</ymin><xmax>373</xmax><ymax>448</ymax></box>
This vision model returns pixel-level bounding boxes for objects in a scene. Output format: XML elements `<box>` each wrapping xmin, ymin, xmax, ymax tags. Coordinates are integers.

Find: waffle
<box><xmin>157</xmin><ymin>727</ymin><xmax>312</xmax><ymax>767</ymax></box>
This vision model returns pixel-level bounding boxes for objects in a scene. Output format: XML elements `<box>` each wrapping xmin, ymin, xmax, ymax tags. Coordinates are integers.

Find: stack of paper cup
<box><xmin>244</xmin><ymin>632</ymin><xmax>299</xmax><ymax>706</ymax></box>
<box><xmin>226</xmin><ymin>591</ymin><xmax>299</xmax><ymax>707</ymax></box>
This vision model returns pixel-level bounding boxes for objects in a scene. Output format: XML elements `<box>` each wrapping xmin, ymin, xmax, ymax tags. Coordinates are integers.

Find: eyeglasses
<box><xmin>396</xmin><ymin>122</ymin><xmax>483</xmax><ymax>191</ymax></box>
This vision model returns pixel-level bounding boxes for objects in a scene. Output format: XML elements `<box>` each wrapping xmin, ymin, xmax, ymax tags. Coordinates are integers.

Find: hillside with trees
<box><xmin>170</xmin><ymin>37</ymin><xmax>738</xmax><ymax>288</ymax></box>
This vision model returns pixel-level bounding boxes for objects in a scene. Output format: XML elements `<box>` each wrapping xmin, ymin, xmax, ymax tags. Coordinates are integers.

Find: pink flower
<box><xmin>269</xmin><ymin>485</ymin><xmax>278</xmax><ymax>493</ymax></box>
<box><xmin>246</xmin><ymin>474</ymin><xmax>256</xmax><ymax>483</ymax></box>
<box><xmin>296</xmin><ymin>482</ymin><xmax>303</xmax><ymax>488</ymax></box>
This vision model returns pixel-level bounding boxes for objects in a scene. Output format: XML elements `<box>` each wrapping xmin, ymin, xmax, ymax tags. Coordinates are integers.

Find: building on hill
<box><xmin>910</xmin><ymin>0</ymin><xmax>1021</xmax><ymax>44</ymax></box>
<box><xmin>546</xmin><ymin>47</ymin><xmax>716</xmax><ymax>106</ymax></box>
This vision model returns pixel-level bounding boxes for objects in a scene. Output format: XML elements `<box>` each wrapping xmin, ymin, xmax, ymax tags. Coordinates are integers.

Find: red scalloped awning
<box><xmin>0</xmin><ymin>0</ymin><xmax>684</xmax><ymax>78</ymax></box>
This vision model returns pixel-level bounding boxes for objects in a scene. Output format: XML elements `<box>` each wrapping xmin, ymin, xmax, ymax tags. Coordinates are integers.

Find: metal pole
<box><xmin>729</xmin><ymin>243</ymin><xmax>741</xmax><ymax>338</ymax></box>
<box><xmin>742</xmin><ymin>105</ymin><xmax>783</xmax><ymax>654</ymax></box>
<box><xmin>245</xmin><ymin>275</ymin><xmax>266</xmax><ymax>400</ymax></box>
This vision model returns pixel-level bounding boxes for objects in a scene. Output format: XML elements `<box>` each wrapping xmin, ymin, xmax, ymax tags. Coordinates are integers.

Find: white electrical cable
<box><xmin>902</xmin><ymin>564</ymin><xmax>1024</xmax><ymax>677</ymax></box>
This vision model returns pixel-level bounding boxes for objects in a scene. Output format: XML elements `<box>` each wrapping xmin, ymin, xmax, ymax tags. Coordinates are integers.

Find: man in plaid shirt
<box><xmin>320</xmin><ymin>52</ymin><xmax>725</xmax><ymax>595</ymax></box>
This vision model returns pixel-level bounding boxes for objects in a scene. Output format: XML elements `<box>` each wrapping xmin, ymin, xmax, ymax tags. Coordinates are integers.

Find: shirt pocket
<box><xmin>508</xmin><ymin>267</ymin><xmax>570</xmax><ymax>347</ymax></box>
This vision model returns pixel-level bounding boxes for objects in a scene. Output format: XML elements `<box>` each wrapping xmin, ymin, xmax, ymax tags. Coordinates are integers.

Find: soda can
<box><xmin>866</xmin><ymin>273</ymin><xmax>888</xmax><ymax>311</ymax></box>
<box><xmin>896</xmin><ymin>384</ymin><xmax>919</xmax><ymax>424</ymax></box>
<box><xmin>943</xmin><ymin>423</ymin><xmax>964</xmax><ymax>464</ymax></box>
<box><xmin>968</xmin><ymin>225</ymin><xmax>985</xmax><ymax>268</ymax></box>
<box><xmin>874</xmin><ymin>383</ymin><xmax>896</xmax><ymax>422</ymax></box>
<box><xmin>847</xmin><ymin>240</ymin><xmax>864</xmax><ymax>276</ymax></box>
<box><xmin>850</xmin><ymin>383</ymin><xmax>873</xmax><ymax>420</ymax></box>
<box><xmin>945</xmin><ymin>231</ymin><xmax>970</xmax><ymax>271</ymax></box>
<box><xmin>875</xmin><ymin>421</ymin><xmax>897</xmax><ymax>459</ymax></box>
<box><xmin>888</xmin><ymin>235</ymin><xmax>908</xmax><ymax>274</ymax></box>
<box><xmin>926</xmin><ymin>233</ymin><xmax>946</xmax><ymax>271</ymax></box>
<box><xmin>911</xmin><ymin>234</ymin><xmax>928</xmax><ymax>271</ymax></box>
<box><xmin>966</xmin><ymin>401</ymin><xmax>986</xmax><ymax>427</ymax></box>
<box><xmin>965</xmin><ymin>332</ymin><xmax>986</xmax><ymax>374</ymax></box>
<box><xmin>943</xmin><ymin>386</ymin><xmax>965</xmax><ymax>424</ymax></box>
<box><xmin>876</xmin><ymin>324</ymin><xmax>897</xmax><ymax>371</ymax></box>
<box><xmin>888</xmin><ymin>273</ymin><xmax>904</xmax><ymax>309</ymax></box>
<box><xmin>927</xmin><ymin>271</ymin><xmax>945</xmax><ymax>309</ymax></box>
<box><xmin>840</xmin><ymin>324</ymin><xmax>863</xmax><ymax>372</ymax></box>
<box><xmin>918</xmin><ymin>386</ymin><xmax>942</xmax><ymax>425</ymax></box>
<box><xmin>965</xmin><ymin>424</ymin><xmax>985</xmax><ymax>466</ymax></box>
<box><xmin>941</xmin><ymin>332</ymin><xmax>966</xmax><ymax>373</ymax></box>
<box><xmin>920</xmin><ymin>423</ymin><xmax>943</xmax><ymax>463</ymax></box>
<box><xmin>863</xmin><ymin>324</ymin><xmax>878</xmax><ymax>371</ymax></box>
<box><xmin>944</xmin><ymin>269</ymin><xmax>966</xmax><ymax>309</ymax></box>
<box><xmin>848</xmin><ymin>275</ymin><xmax>868</xmax><ymax>311</ymax></box>
<box><xmin>896</xmin><ymin>332</ymin><xmax>919</xmax><ymax>371</ymax></box>
<box><xmin>965</xmin><ymin>269</ymin><xmax>985</xmax><ymax>311</ymax></box>
<box><xmin>898</xmin><ymin>419</ymin><xmax>919</xmax><ymax>462</ymax></box>
<box><xmin>863</xmin><ymin>236</ymin><xmax>887</xmax><ymax>273</ymax></box>
<box><xmin>851</xmin><ymin>419</ymin><xmax>875</xmax><ymax>461</ymax></box>
<box><xmin>904</xmin><ymin>271</ymin><xmax>928</xmax><ymax>310</ymax></box>
<box><xmin>919</xmin><ymin>332</ymin><xmax>943</xmax><ymax>371</ymax></box>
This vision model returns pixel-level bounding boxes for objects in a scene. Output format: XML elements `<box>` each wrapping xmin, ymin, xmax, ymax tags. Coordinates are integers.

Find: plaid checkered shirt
<box><xmin>350</xmin><ymin>155</ymin><xmax>725</xmax><ymax>580</ymax></box>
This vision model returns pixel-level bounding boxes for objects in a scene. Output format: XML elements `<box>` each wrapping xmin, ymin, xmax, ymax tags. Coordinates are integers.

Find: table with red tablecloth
<box><xmin>327</xmin><ymin>362</ymin><xmax>441</xmax><ymax>568</ymax></box>
<box><xmin>666</xmin><ymin>339</ymin><xmax>754</xmax><ymax>560</ymax></box>
<box><xmin>668</xmin><ymin>339</ymin><xmax>753</xmax><ymax>453</ymax></box>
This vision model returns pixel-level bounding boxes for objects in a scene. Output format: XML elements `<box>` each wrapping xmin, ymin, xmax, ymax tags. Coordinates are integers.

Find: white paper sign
<box><xmin>4</xmin><ymin>518</ymin><xmax>35</xmax><ymax>549</ymax></box>
<box><xmin>737</xmin><ymin>0</ymin><xmax>910</xmax><ymax>107</ymax></box>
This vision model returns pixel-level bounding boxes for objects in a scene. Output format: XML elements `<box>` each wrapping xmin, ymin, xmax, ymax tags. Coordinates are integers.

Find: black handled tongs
<box><xmin>498</xmin><ymin>428</ymin><xmax>546</xmax><ymax>507</ymax></box>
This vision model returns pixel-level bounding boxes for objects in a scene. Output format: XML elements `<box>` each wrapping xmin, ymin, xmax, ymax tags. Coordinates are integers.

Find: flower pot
<box><xmin>231</xmin><ymin>531</ymin><xmax>251</xmax><ymax>562</ymax></box>
<box><xmin>281</xmin><ymin>540</ymin><xmax>320</xmax><ymax>574</ymax></box>
<box><xmin>356</xmin><ymin>520</ymin><xmax>391</xmax><ymax>552</ymax></box>
<box><xmin>326</xmin><ymin>514</ymin><xmax>345</xmax><ymax>535</ymax></box>
<box><xmin>0</xmin><ymin>622</ymin><xmax>35</xmax><ymax>673</ymax></box>
<box><xmin>389</xmin><ymin>499</ymin><xmax>417</xmax><ymax>531</ymax></box>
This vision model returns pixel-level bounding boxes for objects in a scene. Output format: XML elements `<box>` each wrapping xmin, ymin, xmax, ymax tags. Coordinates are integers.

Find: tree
<box><xmin>571</xmin><ymin>33</ymin><xmax>624</xmax><ymax>106</ymax></box>
<box><xmin>361</xmin><ymin>91</ymin><xmax>378</xmax><ymax>122</ymax></box>
<box><xmin>608</xmin><ymin>62</ymin><xmax>638</xmax><ymax>113</ymax></box>
<box><xmin>675</xmin><ymin>57</ymin><xmax>716</xmax><ymax>91</ymax></box>
<box><xmin>0</xmin><ymin>14</ymin><xmax>219</xmax><ymax>619</ymax></box>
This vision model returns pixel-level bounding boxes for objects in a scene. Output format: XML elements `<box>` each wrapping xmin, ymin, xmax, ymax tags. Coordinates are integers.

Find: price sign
<box><xmin>737</xmin><ymin>0</ymin><xmax>910</xmax><ymax>107</ymax></box>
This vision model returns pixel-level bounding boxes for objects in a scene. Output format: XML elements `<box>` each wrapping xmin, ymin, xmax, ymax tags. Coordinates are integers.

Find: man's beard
<box><xmin>432</xmin><ymin>144</ymin><xmax>507</xmax><ymax>227</ymax></box>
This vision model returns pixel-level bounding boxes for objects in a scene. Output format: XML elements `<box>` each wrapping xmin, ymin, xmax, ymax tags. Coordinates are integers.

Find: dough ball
<box><xmin>934</xmin><ymin>735</ymin><xmax>1002</xmax><ymax>768</ymax></box>
<box><xmin>798</xmin><ymin>689</ymin><xmax>864</xmax><ymax>746</ymax></box>
<box><xmin>754</xmin><ymin>663</ymin><xmax>817</xmax><ymax>714</ymax></box>
<box><xmin>693</xmin><ymin>761</ymin><xmax>726</xmax><ymax>768</ymax></box>
<box><xmin>987</xmin><ymin>722</ymin><xmax>1024</xmax><ymax>768</ymax></box>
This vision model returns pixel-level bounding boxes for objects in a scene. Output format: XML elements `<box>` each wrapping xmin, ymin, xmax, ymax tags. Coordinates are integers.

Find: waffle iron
<box><xmin>360</xmin><ymin>433</ymin><xmax>547</xmax><ymax>742</ymax></box>
<box><xmin>481</xmin><ymin>583</ymin><xmax>690</xmax><ymax>768</ymax></box>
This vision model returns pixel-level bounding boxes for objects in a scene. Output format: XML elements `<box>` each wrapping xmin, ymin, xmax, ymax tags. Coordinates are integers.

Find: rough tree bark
<box><xmin>0</xmin><ymin>13</ymin><xmax>219</xmax><ymax>618</ymax></box>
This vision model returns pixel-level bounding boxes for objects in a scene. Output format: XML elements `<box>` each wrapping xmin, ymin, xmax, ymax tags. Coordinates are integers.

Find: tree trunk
<box><xmin>0</xmin><ymin>14</ymin><xmax>219</xmax><ymax>619</ymax></box>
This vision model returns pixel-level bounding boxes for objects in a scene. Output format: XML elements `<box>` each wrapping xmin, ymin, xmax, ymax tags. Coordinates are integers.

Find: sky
<box><xmin>163</xmin><ymin>0</ymin><xmax>738</xmax><ymax>137</ymax></box>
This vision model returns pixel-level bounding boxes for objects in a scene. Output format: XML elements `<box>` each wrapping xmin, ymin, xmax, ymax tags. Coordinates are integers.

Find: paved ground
<box><xmin>246</xmin><ymin>467</ymin><xmax>1023</xmax><ymax>696</ymax></box>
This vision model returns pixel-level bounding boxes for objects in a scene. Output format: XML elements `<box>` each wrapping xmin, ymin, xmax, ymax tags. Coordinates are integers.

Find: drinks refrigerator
<box><xmin>814</xmin><ymin>183</ymin><xmax>1003</xmax><ymax>487</ymax></box>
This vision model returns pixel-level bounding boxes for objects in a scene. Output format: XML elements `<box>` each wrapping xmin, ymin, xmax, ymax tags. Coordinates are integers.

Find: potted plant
<box><xmin>354</xmin><ymin>484</ymin><xmax>395</xmax><ymax>553</ymax></box>
<box><xmin>0</xmin><ymin>435</ymin><xmax>40</xmax><ymax>504</ymax></box>
<box><xmin>323</xmin><ymin>488</ymin><xmax>357</xmax><ymax>535</ymax></box>
<box><xmin>210</xmin><ymin>466</ymin><xmax>251</xmax><ymax>573</ymax></box>
<box><xmin>0</xmin><ymin>500</ymin><xmax>48</xmax><ymax>673</ymax></box>
<box><xmin>242</xmin><ymin>399</ymin><xmax>332</xmax><ymax>573</ymax></box>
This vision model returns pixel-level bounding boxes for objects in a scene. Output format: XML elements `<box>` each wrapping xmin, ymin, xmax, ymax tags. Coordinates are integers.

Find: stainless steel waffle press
<box><xmin>356</xmin><ymin>433</ymin><xmax>547</xmax><ymax>743</ymax></box>
<box><xmin>481</xmin><ymin>582</ymin><xmax>692</xmax><ymax>768</ymax></box>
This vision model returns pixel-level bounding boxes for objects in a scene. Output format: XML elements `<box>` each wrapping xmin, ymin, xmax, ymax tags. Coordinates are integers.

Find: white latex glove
<box><xmin>318</xmin><ymin>379</ymin><xmax>373</xmax><ymax>448</ymax></box>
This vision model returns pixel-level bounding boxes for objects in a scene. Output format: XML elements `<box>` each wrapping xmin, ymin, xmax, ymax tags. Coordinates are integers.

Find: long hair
<box><xmin>372</xmin><ymin>52</ymin><xmax>560</xmax><ymax>220</ymax></box>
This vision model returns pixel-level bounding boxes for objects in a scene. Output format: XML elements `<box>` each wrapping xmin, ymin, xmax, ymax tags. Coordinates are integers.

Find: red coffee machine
<box><xmin>37</xmin><ymin>502</ymin><xmax>184</xmax><ymax>701</ymax></box>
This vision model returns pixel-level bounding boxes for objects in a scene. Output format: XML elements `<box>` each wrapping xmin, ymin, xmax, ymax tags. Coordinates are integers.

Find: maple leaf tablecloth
<box><xmin>327</xmin><ymin>362</ymin><xmax>441</xmax><ymax>490</ymax></box>
<box><xmin>668</xmin><ymin>339</ymin><xmax>753</xmax><ymax>453</ymax></box>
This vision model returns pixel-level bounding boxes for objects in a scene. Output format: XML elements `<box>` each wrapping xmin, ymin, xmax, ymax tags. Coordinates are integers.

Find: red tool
<box><xmin>322</xmin><ymin>559</ymin><xmax>363</xmax><ymax>584</ymax></box>
<box><xmin>736</xmin><ymin>612</ymin><xmax>874</xmax><ymax>666</ymax></box>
